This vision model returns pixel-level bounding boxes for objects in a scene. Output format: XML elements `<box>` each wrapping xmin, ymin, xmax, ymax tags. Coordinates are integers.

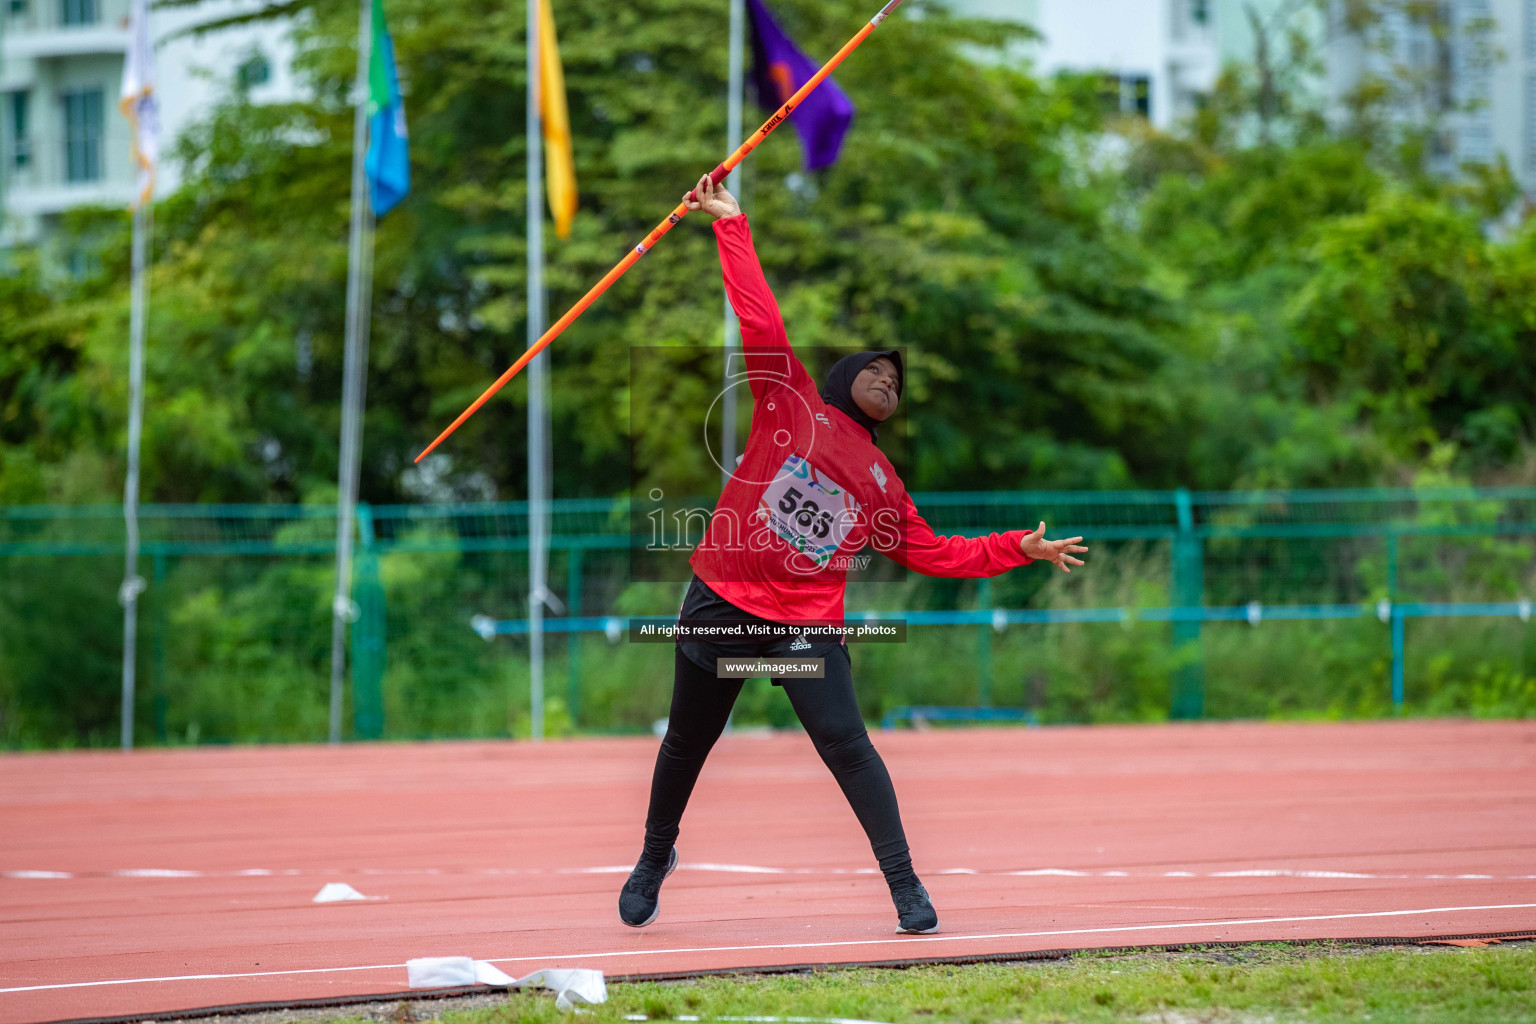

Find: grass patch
<box><xmin>296</xmin><ymin>941</ymin><xmax>1535</xmax><ymax>1024</ymax></box>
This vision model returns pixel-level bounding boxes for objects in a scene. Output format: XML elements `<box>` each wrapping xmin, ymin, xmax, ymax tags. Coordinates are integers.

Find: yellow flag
<box><xmin>539</xmin><ymin>0</ymin><xmax>577</xmax><ymax>239</ymax></box>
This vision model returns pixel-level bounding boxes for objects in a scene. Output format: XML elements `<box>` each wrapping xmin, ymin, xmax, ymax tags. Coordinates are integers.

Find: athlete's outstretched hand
<box><xmin>684</xmin><ymin>173</ymin><xmax>741</xmax><ymax>220</ymax></box>
<box><xmin>1020</xmin><ymin>523</ymin><xmax>1088</xmax><ymax>573</ymax></box>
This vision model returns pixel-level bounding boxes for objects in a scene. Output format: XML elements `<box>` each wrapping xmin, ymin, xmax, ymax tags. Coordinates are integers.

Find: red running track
<box><xmin>3</xmin><ymin>720</ymin><xmax>1535</xmax><ymax>1023</ymax></box>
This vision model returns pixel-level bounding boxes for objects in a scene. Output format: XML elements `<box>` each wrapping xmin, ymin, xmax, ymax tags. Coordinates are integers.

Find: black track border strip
<box><xmin>37</xmin><ymin>928</ymin><xmax>1536</xmax><ymax>1024</ymax></box>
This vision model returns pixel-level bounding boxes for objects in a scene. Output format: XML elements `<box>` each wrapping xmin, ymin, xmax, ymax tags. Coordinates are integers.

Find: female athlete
<box><xmin>619</xmin><ymin>174</ymin><xmax>1088</xmax><ymax>934</ymax></box>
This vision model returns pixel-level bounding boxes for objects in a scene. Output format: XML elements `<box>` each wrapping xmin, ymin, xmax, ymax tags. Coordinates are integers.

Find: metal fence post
<box><xmin>350</xmin><ymin>502</ymin><xmax>386</xmax><ymax>740</ymax></box>
<box><xmin>1170</xmin><ymin>488</ymin><xmax>1205</xmax><ymax>719</ymax></box>
<box><xmin>152</xmin><ymin>551</ymin><xmax>168</xmax><ymax>744</ymax></box>
<box><xmin>1391</xmin><ymin>606</ymin><xmax>1405</xmax><ymax>714</ymax></box>
<box><xmin>976</xmin><ymin>577</ymin><xmax>993</xmax><ymax>706</ymax></box>
<box><xmin>1387</xmin><ymin>529</ymin><xmax>1402</xmax><ymax>714</ymax></box>
<box><xmin>567</xmin><ymin>545</ymin><xmax>583</xmax><ymax>726</ymax></box>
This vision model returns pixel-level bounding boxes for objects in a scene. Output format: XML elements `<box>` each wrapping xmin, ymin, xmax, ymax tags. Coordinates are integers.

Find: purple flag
<box><xmin>747</xmin><ymin>0</ymin><xmax>855</xmax><ymax>172</ymax></box>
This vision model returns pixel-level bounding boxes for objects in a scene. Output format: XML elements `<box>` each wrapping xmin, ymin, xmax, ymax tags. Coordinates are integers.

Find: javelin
<box><xmin>415</xmin><ymin>0</ymin><xmax>908</xmax><ymax>463</ymax></box>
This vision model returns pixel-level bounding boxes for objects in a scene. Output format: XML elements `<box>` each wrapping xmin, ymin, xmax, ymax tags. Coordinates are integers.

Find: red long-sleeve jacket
<box><xmin>688</xmin><ymin>215</ymin><xmax>1033</xmax><ymax>625</ymax></box>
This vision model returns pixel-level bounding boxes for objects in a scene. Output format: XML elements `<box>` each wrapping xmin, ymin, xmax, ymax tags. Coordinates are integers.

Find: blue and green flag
<box><xmin>366</xmin><ymin>0</ymin><xmax>409</xmax><ymax>217</ymax></box>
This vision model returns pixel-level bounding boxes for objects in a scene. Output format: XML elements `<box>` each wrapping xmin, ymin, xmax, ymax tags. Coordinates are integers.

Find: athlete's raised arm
<box><xmin>684</xmin><ymin>174</ymin><xmax>817</xmax><ymax>401</ymax></box>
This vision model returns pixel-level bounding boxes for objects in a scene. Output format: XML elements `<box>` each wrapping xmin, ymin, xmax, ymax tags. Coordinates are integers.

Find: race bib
<box><xmin>757</xmin><ymin>455</ymin><xmax>862</xmax><ymax>568</ymax></box>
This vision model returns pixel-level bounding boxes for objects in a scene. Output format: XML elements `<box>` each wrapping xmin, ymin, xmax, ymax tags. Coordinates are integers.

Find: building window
<box><xmin>1099</xmin><ymin>73</ymin><xmax>1152</xmax><ymax>119</ymax></box>
<box><xmin>236</xmin><ymin>52</ymin><xmax>271</xmax><ymax>90</ymax></box>
<box><xmin>10</xmin><ymin>91</ymin><xmax>29</xmax><ymax>168</ymax></box>
<box><xmin>1172</xmin><ymin>0</ymin><xmax>1210</xmax><ymax>40</ymax></box>
<box><xmin>62</xmin><ymin>87</ymin><xmax>102</xmax><ymax>183</ymax></box>
<box><xmin>59</xmin><ymin>0</ymin><xmax>96</xmax><ymax>26</ymax></box>
<box><xmin>1525</xmin><ymin>73</ymin><xmax>1536</xmax><ymax>170</ymax></box>
<box><xmin>64</xmin><ymin>243</ymin><xmax>101</xmax><ymax>279</ymax></box>
<box><xmin>1459</xmin><ymin>124</ymin><xmax>1493</xmax><ymax>164</ymax></box>
<box><xmin>8</xmin><ymin>0</ymin><xmax>28</xmax><ymax>18</ymax></box>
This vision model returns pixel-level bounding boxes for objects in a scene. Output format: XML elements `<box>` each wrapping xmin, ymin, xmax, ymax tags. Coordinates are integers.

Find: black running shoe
<box><xmin>891</xmin><ymin>880</ymin><xmax>939</xmax><ymax>934</ymax></box>
<box><xmin>618</xmin><ymin>846</ymin><xmax>678</xmax><ymax>928</ymax></box>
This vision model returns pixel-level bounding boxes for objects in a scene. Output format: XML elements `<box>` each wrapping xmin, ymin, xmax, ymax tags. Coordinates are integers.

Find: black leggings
<box><xmin>639</xmin><ymin>645</ymin><xmax>917</xmax><ymax>889</ymax></box>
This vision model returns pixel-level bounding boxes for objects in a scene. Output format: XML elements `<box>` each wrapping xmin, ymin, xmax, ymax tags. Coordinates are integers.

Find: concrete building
<box><xmin>0</xmin><ymin>0</ymin><xmax>297</xmax><ymax>245</ymax></box>
<box><xmin>954</xmin><ymin>0</ymin><xmax>1224</xmax><ymax>131</ymax></box>
<box><xmin>1326</xmin><ymin>0</ymin><xmax>1536</xmax><ymax>189</ymax></box>
<box><xmin>952</xmin><ymin>0</ymin><xmax>1536</xmax><ymax>196</ymax></box>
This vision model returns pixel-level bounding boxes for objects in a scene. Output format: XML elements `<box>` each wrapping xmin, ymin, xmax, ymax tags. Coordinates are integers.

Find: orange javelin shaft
<box><xmin>415</xmin><ymin>0</ymin><xmax>907</xmax><ymax>463</ymax></box>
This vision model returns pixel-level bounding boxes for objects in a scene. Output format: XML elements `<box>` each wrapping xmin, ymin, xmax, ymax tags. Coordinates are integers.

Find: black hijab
<box><xmin>820</xmin><ymin>349</ymin><xmax>904</xmax><ymax>444</ymax></box>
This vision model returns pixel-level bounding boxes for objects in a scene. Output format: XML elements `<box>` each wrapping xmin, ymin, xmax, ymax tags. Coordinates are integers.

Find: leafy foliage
<box><xmin>7</xmin><ymin>0</ymin><xmax>1536</xmax><ymax>503</ymax></box>
<box><xmin>4</xmin><ymin>0</ymin><xmax>1536</xmax><ymax>745</ymax></box>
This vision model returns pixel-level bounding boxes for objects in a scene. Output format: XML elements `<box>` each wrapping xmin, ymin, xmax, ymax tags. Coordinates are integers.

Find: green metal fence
<box><xmin>1</xmin><ymin>487</ymin><xmax>1533</xmax><ymax>746</ymax></box>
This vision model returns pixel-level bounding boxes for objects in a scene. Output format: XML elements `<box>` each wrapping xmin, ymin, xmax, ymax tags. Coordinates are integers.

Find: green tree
<box><xmin>1290</xmin><ymin>190</ymin><xmax>1536</xmax><ymax>465</ymax></box>
<box><xmin>7</xmin><ymin>0</ymin><xmax>1177</xmax><ymax>506</ymax></box>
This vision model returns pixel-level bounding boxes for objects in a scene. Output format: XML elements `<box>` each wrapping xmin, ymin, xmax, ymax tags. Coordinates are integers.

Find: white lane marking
<box><xmin>113</xmin><ymin>869</ymin><xmax>202</xmax><ymax>878</ymax></box>
<box><xmin>2</xmin><ymin>871</ymin><xmax>72</xmax><ymax>879</ymax></box>
<box><xmin>0</xmin><ymin>962</ymin><xmax>406</xmax><ymax>995</ymax></box>
<box><xmin>1212</xmin><ymin>870</ymin><xmax>1376</xmax><ymax>879</ymax></box>
<box><xmin>3</xmin><ymin>903</ymin><xmax>1534</xmax><ymax>996</ymax></box>
<box><xmin>7</xmin><ymin>866</ymin><xmax>1536</xmax><ymax>882</ymax></box>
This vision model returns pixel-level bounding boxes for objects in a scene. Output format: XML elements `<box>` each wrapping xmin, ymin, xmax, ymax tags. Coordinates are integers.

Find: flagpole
<box><xmin>330</xmin><ymin>0</ymin><xmax>376</xmax><ymax>745</ymax></box>
<box><xmin>118</xmin><ymin>0</ymin><xmax>155</xmax><ymax>751</ymax></box>
<box><xmin>720</xmin><ymin>0</ymin><xmax>744</xmax><ymax>488</ymax></box>
<box><xmin>120</xmin><ymin>200</ymin><xmax>150</xmax><ymax>751</ymax></box>
<box><xmin>527</xmin><ymin>0</ymin><xmax>548</xmax><ymax>743</ymax></box>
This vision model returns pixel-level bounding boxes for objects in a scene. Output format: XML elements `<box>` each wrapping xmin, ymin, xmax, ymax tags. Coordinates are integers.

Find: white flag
<box><xmin>119</xmin><ymin>0</ymin><xmax>158</xmax><ymax>207</ymax></box>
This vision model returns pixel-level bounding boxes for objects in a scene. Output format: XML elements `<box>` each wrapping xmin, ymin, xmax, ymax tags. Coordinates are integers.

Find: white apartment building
<box><xmin>956</xmin><ymin>0</ymin><xmax>1224</xmax><ymax>131</ymax></box>
<box><xmin>953</xmin><ymin>0</ymin><xmax>1536</xmax><ymax>196</ymax></box>
<box><xmin>1327</xmin><ymin>0</ymin><xmax>1536</xmax><ymax>191</ymax></box>
<box><xmin>0</xmin><ymin>0</ymin><xmax>298</xmax><ymax>245</ymax></box>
